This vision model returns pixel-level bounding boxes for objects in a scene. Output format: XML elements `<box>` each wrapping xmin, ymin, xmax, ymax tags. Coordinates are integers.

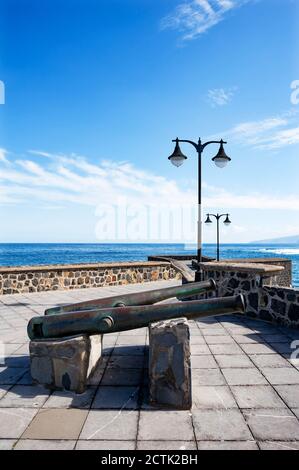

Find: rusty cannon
<box><xmin>28</xmin><ymin>293</ymin><xmax>245</xmax><ymax>340</ymax></box>
<box><xmin>27</xmin><ymin>281</ymin><xmax>246</xmax><ymax>397</ymax></box>
<box><xmin>44</xmin><ymin>278</ymin><xmax>217</xmax><ymax>315</ymax></box>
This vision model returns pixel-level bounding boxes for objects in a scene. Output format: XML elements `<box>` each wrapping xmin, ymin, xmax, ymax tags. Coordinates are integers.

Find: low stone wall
<box><xmin>0</xmin><ymin>262</ymin><xmax>181</xmax><ymax>295</ymax></box>
<box><xmin>201</xmin><ymin>261</ymin><xmax>299</xmax><ymax>328</ymax></box>
<box><xmin>220</xmin><ymin>258</ymin><xmax>292</xmax><ymax>287</ymax></box>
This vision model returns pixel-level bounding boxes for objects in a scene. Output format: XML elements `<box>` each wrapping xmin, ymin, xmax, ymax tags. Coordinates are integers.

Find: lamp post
<box><xmin>205</xmin><ymin>213</ymin><xmax>231</xmax><ymax>261</ymax></box>
<box><xmin>168</xmin><ymin>137</ymin><xmax>231</xmax><ymax>281</ymax></box>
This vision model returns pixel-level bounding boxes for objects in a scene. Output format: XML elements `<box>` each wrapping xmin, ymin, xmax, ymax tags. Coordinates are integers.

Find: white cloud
<box><xmin>161</xmin><ymin>0</ymin><xmax>251</xmax><ymax>40</ymax></box>
<box><xmin>0</xmin><ymin>149</ymin><xmax>299</xmax><ymax>213</ymax></box>
<box><xmin>1</xmin><ymin>148</ymin><xmax>299</xmax><ymax>242</ymax></box>
<box><xmin>0</xmin><ymin>148</ymin><xmax>8</xmax><ymax>164</ymax></box>
<box><xmin>213</xmin><ymin>110</ymin><xmax>299</xmax><ymax>149</ymax></box>
<box><xmin>207</xmin><ymin>87</ymin><xmax>236</xmax><ymax>106</ymax></box>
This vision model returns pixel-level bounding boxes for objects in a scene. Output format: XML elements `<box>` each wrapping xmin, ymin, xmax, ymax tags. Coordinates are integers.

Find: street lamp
<box><xmin>168</xmin><ymin>137</ymin><xmax>231</xmax><ymax>281</ymax></box>
<box><xmin>205</xmin><ymin>213</ymin><xmax>231</xmax><ymax>261</ymax></box>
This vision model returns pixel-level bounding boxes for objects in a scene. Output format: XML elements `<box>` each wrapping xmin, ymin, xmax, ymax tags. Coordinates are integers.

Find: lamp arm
<box><xmin>172</xmin><ymin>139</ymin><xmax>200</xmax><ymax>152</ymax></box>
<box><xmin>201</xmin><ymin>140</ymin><xmax>227</xmax><ymax>151</ymax></box>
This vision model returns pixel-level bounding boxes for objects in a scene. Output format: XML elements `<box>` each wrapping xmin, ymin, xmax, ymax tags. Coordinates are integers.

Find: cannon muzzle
<box><xmin>44</xmin><ymin>279</ymin><xmax>216</xmax><ymax>315</ymax></box>
<box><xmin>28</xmin><ymin>294</ymin><xmax>245</xmax><ymax>340</ymax></box>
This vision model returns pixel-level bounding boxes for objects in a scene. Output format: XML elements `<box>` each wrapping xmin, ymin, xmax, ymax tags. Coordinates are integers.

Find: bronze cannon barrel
<box><xmin>28</xmin><ymin>294</ymin><xmax>245</xmax><ymax>340</ymax></box>
<box><xmin>44</xmin><ymin>279</ymin><xmax>216</xmax><ymax>315</ymax></box>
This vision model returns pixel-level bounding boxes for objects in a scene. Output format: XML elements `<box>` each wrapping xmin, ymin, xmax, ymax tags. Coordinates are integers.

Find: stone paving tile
<box><xmin>92</xmin><ymin>386</ymin><xmax>139</xmax><ymax>409</ymax></box>
<box><xmin>138</xmin><ymin>410</ymin><xmax>193</xmax><ymax>441</ymax></box>
<box><xmin>12</xmin><ymin>344</ymin><xmax>29</xmax><ymax>355</ymax></box>
<box><xmin>43</xmin><ymin>387</ymin><xmax>96</xmax><ymax>409</ymax></box>
<box><xmin>253</xmin><ymin>325</ymin><xmax>282</xmax><ymax>334</ymax></box>
<box><xmin>269</xmin><ymin>343</ymin><xmax>294</xmax><ymax>355</ymax></box>
<box><xmin>0</xmin><ymin>385</ymin><xmax>10</xmax><ymax>399</ymax></box>
<box><xmin>201</xmin><ymin>328</ymin><xmax>226</xmax><ymax>336</ymax></box>
<box><xmin>137</xmin><ymin>441</ymin><xmax>196</xmax><ymax>450</ymax></box>
<box><xmin>259</xmin><ymin>441</ymin><xmax>299</xmax><ymax>451</ymax></box>
<box><xmin>0</xmin><ymin>367</ymin><xmax>27</xmax><ymax>385</ymax></box>
<box><xmin>107</xmin><ymin>355</ymin><xmax>144</xmax><ymax>369</ymax></box>
<box><xmin>188</xmin><ymin>328</ymin><xmax>203</xmax><ymax>336</ymax></box>
<box><xmin>190</xmin><ymin>336</ymin><xmax>206</xmax><ymax>345</ymax></box>
<box><xmin>193</xmin><ymin>409</ymin><xmax>252</xmax><ymax>441</ymax></box>
<box><xmin>0</xmin><ymin>408</ymin><xmax>38</xmax><ymax>438</ymax></box>
<box><xmin>231</xmin><ymin>334</ymin><xmax>264</xmax><ymax>344</ymax></box>
<box><xmin>204</xmin><ymin>335</ymin><xmax>235</xmax><ymax>345</ymax></box>
<box><xmin>112</xmin><ymin>346</ymin><xmax>146</xmax><ymax>356</ymax></box>
<box><xmin>196</xmin><ymin>319</ymin><xmax>219</xmax><ymax>328</ymax></box>
<box><xmin>288</xmin><ymin>357</ymin><xmax>299</xmax><ymax>369</ymax></box>
<box><xmin>274</xmin><ymin>385</ymin><xmax>299</xmax><ymax>408</ymax></box>
<box><xmin>15</xmin><ymin>439</ymin><xmax>76</xmax><ymax>450</ymax></box>
<box><xmin>0</xmin><ymin>439</ymin><xmax>17</xmax><ymax>449</ymax></box>
<box><xmin>22</xmin><ymin>408</ymin><xmax>88</xmax><ymax>440</ymax></box>
<box><xmin>0</xmin><ymin>385</ymin><xmax>50</xmax><ymax>408</ymax></box>
<box><xmin>190</xmin><ymin>344</ymin><xmax>211</xmax><ymax>355</ymax></box>
<box><xmin>222</xmin><ymin>368</ymin><xmax>267</xmax><ymax>386</ymax></box>
<box><xmin>76</xmin><ymin>440</ymin><xmax>136</xmax><ymax>450</ymax></box>
<box><xmin>243</xmin><ymin>408</ymin><xmax>299</xmax><ymax>441</ymax></box>
<box><xmin>2</xmin><ymin>344</ymin><xmax>22</xmax><ymax>355</ymax></box>
<box><xmin>119</xmin><ymin>327</ymin><xmax>147</xmax><ymax>336</ymax></box>
<box><xmin>192</xmin><ymin>369</ymin><xmax>226</xmax><ymax>386</ymax></box>
<box><xmin>16</xmin><ymin>370</ymin><xmax>34</xmax><ymax>385</ymax></box>
<box><xmin>192</xmin><ymin>386</ymin><xmax>237</xmax><ymax>409</ymax></box>
<box><xmin>197</xmin><ymin>441</ymin><xmax>258</xmax><ymax>450</ymax></box>
<box><xmin>209</xmin><ymin>344</ymin><xmax>244</xmax><ymax>355</ymax></box>
<box><xmin>224</xmin><ymin>327</ymin><xmax>254</xmax><ymax>335</ymax></box>
<box><xmin>249</xmin><ymin>354</ymin><xmax>292</xmax><ymax>369</ymax></box>
<box><xmin>3</xmin><ymin>355</ymin><xmax>30</xmax><ymax>369</ymax></box>
<box><xmin>80</xmin><ymin>410</ymin><xmax>138</xmax><ymax>440</ymax></box>
<box><xmin>101</xmin><ymin>368</ymin><xmax>143</xmax><ymax>386</ymax></box>
<box><xmin>261</xmin><ymin>334</ymin><xmax>291</xmax><ymax>343</ymax></box>
<box><xmin>292</xmin><ymin>409</ymin><xmax>299</xmax><ymax>419</ymax></box>
<box><xmin>191</xmin><ymin>355</ymin><xmax>218</xmax><ymax>369</ymax></box>
<box><xmin>87</xmin><ymin>366</ymin><xmax>106</xmax><ymax>386</ymax></box>
<box><xmin>214</xmin><ymin>354</ymin><xmax>254</xmax><ymax>369</ymax></box>
<box><xmin>230</xmin><ymin>385</ymin><xmax>287</xmax><ymax>409</ymax></box>
<box><xmin>116</xmin><ymin>336</ymin><xmax>146</xmax><ymax>346</ymax></box>
<box><xmin>262</xmin><ymin>367</ymin><xmax>299</xmax><ymax>385</ymax></box>
<box><xmin>240</xmin><ymin>343</ymin><xmax>277</xmax><ymax>355</ymax></box>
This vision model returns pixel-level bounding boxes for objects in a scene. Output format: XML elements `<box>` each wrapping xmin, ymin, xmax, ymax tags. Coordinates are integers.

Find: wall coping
<box><xmin>220</xmin><ymin>257</ymin><xmax>291</xmax><ymax>263</ymax></box>
<box><xmin>0</xmin><ymin>261</ymin><xmax>171</xmax><ymax>274</ymax></box>
<box><xmin>200</xmin><ymin>261</ymin><xmax>285</xmax><ymax>275</ymax></box>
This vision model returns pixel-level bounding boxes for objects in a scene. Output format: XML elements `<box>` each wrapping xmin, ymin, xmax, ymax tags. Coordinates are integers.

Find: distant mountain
<box><xmin>252</xmin><ymin>235</ymin><xmax>299</xmax><ymax>244</ymax></box>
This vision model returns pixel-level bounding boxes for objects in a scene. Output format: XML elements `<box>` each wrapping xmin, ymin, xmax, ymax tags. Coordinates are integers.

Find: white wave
<box><xmin>258</xmin><ymin>248</ymin><xmax>299</xmax><ymax>255</ymax></box>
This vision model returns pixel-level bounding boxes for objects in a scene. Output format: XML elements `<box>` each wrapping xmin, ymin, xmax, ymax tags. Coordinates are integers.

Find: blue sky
<box><xmin>0</xmin><ymin>0</ymin><xmax>299</xmax><ymax>243</ymax></box>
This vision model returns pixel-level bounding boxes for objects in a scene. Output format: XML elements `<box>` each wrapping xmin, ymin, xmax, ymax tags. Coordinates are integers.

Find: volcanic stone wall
<box><xmin>201</xmin><ymin>263</ymin><xmax>299</xmax><ymax>328</ymax></box>
<box><xmin>0</xmin><ymin>262</ymin><xmax>181</xmax><ymax>295</ymax></box>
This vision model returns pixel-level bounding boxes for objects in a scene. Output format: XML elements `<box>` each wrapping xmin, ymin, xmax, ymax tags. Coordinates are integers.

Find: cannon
<box><xmin>44</xmin><ymin>279</ymin><xmax>217</xmax><ymax>315</ymax></box>
<box><xmin>28</xmin><ymin>294</ymin><xmax>245</xmax><ymax>340</ymax></box>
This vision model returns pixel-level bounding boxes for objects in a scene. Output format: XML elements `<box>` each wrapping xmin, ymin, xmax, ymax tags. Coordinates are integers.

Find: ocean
<box><xmin>0</xmin><ymin>243</ymin><xmax>298</xmax><ymax>287</ymax></box>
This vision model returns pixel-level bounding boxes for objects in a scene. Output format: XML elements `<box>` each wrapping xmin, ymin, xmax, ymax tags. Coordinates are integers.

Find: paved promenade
<box><xmin>0</xmin><ymin>279</ymin><xmax>299</xmax><ymax>450</ymax></box>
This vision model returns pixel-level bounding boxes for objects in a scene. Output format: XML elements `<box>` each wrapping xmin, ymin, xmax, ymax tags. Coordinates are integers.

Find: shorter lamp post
<box><xmin>205</xmin><ymin>213</ymin><xmax>231</xmax><ymax>261</ymax></box>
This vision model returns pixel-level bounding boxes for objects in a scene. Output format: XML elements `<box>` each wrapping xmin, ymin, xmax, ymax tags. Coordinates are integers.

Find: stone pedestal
<box><xmin>30</xmin><ymin>334</ymin><xmax>102</xmax><ymax>394</ymax></box>
<box><xmin>148</xmin><ymin>317</ymin><xmax>191</xmax><ymax>409</ymax></box>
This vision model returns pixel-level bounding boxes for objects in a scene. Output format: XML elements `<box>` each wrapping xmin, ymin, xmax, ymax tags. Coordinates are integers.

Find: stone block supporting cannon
<box><xmin>27</xmin><ymin>280</ymin><xmax>245</xmax><ymax>405</ymax></box>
